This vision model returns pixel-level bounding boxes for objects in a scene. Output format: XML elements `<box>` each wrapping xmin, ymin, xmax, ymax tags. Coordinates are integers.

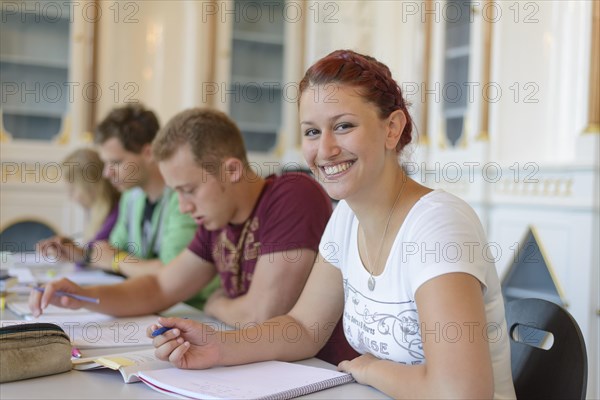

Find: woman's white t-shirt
<box><xmin>319</xmin><ymin>190</ymin><xmax>516</xmax><ymax>399</ymax></box>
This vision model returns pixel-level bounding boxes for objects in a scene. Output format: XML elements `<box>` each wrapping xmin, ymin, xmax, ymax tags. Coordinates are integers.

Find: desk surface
<box><xmin>1</xmin><ymin>300</ymin><xmax>388</xmax><ymax>400</ymax></box>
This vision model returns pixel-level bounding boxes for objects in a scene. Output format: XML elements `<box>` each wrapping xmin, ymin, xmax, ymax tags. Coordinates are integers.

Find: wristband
<box><xmin>83</xmin><ymin>243</ymin><xmax>94</xmax><ymax>265</ymax></box>
<box><xmin>112</xmin><ymin>251</ymin><xmax>128</xmax><ymax>274</ymax></box>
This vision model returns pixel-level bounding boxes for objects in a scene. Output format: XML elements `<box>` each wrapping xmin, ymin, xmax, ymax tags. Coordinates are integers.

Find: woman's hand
<box><xmin>37</xmin><ymin>236</ymin><xmax>84</xmax><ymax>263</ymax></box>
<box><xmin>337</xmin><ymin>353</ymin><xmax>379</xmax><ymax>385</ymax></box>
<box><xmin>148</xmin><ymin>317</ymin><xmax>221</xmax><ymax>370</ymax></box>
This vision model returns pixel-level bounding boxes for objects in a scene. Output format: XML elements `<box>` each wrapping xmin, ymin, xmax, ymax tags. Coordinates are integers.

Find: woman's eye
<box><xmin>335</xmin><ymin>123</ymin><xmax>354</xmax><ymax>131</ymax></box>
<box><xmin>304</xmin><ymin>128</ymin><xmax>320</xmax><ymax>137</ymax></box>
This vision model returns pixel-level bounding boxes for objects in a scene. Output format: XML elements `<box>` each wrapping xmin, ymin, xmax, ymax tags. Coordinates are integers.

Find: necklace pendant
<box><xmin>368</xmin><ymin>275</ymin><xmax>376</xmax><ymax>291</ymax></box>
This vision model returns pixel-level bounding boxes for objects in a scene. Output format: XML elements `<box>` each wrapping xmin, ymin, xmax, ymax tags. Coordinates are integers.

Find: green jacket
<box><xmin>109</xmin><ymin>187</ymin><xmax>196</xmax><ymax>263</ymax></box>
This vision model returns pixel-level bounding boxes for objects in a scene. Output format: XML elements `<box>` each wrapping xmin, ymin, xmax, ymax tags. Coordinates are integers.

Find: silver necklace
<box><xmin>362</xmin><ymin>176</ymin><xmax>407</xmax><ymax>291</ymax></box>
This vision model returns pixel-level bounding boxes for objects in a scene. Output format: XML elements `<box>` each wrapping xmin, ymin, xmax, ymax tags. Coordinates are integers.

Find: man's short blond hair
<box><xmin>152</xmin><ymin>108</ymin><xmax>248</xmax><ymax>173</ymax></box>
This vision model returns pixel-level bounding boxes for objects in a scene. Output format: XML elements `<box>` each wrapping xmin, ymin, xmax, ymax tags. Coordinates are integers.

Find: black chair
<box><xmin>0</xmin><ymin>221</ymin><xmax>57</xmax><ymax>252</ymax></box>
<box><xmin>506</xmin><ymin>298</ymin><xmax>587</xmax><ymax>400</ymax></box>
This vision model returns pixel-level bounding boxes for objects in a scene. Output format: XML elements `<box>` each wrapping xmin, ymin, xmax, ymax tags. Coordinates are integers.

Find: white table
<box><xmin>1</xmin><ymin>300</ymin><xmax>388</xmax><ymax>399</ymax></box>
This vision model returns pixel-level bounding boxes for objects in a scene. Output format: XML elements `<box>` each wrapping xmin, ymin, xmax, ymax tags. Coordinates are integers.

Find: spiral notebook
<box><xmin>137</xmin><ymin>360</ymin><xmax>354</xmax><ymax>399</ymax></box>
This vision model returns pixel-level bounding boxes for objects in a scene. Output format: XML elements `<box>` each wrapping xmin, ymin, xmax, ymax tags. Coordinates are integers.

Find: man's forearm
<box><xmin>117</xmin><ymin>257</ymin><xmax>164</xmax><ymax>277</ymax></box>
<box><xmin>216</xmin><ymin>314</ymin><xmax>323</xmax><ymax>366</ymax></box>
<box><xmin>206</xmin><ymin>295</ymin><xmax>273</xmax><ymax>327</ymax></box>
<box><xmin>82</xmin><ymin>275</ymin><xmax>171</xmax><ymax>317</ymax></box>
<box><xmin>87</xmin><ymin>242</ymin><xmax>119</xmax><ymax>270</ymax></box>
<box><xmin>87</xmin><ymin>244</ymin><xmax>164</xmax><ymax>277</ymax></box>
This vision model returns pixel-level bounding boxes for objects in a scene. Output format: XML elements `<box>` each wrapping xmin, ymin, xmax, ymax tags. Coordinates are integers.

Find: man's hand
<box><xmin>28</xmin><ymin>278</ymin><xmax>87</xmax><ymax>317</ymax></box>
<box><xmin>148</xmin><ymin>317</ymin><xmax>221</xmax><ymax>369</ymax></box>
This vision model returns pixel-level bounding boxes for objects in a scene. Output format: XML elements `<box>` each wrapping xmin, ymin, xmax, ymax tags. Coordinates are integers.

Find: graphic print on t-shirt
<box><xmin>213</xmin><ymin>216</ymin><xmax>261</xmax><ymax>297</ymax></box>
<box><xmin>342</xmin><ymin>279</ymin><xmax>425</xmax><ymax>364</ymax></box>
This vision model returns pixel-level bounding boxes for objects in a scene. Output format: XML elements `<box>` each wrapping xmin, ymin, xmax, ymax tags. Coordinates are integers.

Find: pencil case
<box><xmin>0</xmin><ymin>323</ymin><xmax>72</xmax><ymax>383</ymax></box>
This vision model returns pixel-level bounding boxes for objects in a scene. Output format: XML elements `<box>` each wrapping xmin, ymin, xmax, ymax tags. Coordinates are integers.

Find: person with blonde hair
<box><xmin>38</xmin><ymin>148</ymin><xmax>120</xmax><ymax>266</ymax></box>
<box><xmin>62</xmin><ymin>148</ymin><xmax>120</xmax><ymax>243</ymax></box>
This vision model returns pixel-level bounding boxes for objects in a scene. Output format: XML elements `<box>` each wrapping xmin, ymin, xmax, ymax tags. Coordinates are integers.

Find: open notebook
<box><xmin>136</xmin><ymin>360</ymin><xmax>354</xmax><ymax>399</ymax></box>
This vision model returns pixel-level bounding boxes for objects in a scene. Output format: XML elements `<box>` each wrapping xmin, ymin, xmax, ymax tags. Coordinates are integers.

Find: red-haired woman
<box><xmin>150</xmin><ymin>50</ymin><xmax>516</xmax><ymax>399</ymax></box>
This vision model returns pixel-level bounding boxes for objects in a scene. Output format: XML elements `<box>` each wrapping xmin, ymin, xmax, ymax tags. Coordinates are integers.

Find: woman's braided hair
<box><xmin>299</xmin><ymin>50</ymin><xmax>413</xmax><ymax>152</ymax></box>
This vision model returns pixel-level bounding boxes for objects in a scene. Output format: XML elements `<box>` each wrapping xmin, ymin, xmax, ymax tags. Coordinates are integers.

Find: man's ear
<box><xmin>141</xmin><ymin>143</ymin><xmax>154</xmax><ymax>161</ymax></box>
<box><xmin>222</xmin><ymin>158</ymin><xmax>244</xmax><ymax>183</ymax></box>
<box><xmin>384</xmin><ymin>109</ymin><xmax>407</xmax><ymax>151</ymax></box>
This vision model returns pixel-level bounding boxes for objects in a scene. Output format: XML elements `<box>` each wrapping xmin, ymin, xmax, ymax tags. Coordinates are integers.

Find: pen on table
<box><xmin>32</xmin><ymin>286</ymin><xmax>100</xmax><ymax>304</ymax></box>
<box><xmin>151</xmin><ymin>318</ymin><xmax>189</xmax><ymax>337</ymax></box>
<box><xmin>71</xmin><ymin>347</ymin><xmax>82</xmax><ymax>358</ymax></box>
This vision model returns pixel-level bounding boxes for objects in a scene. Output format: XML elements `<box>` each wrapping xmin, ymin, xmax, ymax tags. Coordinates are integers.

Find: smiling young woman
<box><xmin>148</xmin><ymin>50</ymin><xmax>517</xmax><ymax>400</ymax></box>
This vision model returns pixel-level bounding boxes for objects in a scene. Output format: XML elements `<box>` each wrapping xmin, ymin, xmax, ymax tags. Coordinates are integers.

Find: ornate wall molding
<box><xmin>584</xmin><ymin>0</ymin><xmax>599</xmax><ymax>134</ymax></box>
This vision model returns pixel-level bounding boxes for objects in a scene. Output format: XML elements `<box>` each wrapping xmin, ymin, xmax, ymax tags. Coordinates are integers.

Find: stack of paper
<box><xmin>0</xmin><ymin>271</ymin><xmax>17</xmax><ymax>291</ymax></box>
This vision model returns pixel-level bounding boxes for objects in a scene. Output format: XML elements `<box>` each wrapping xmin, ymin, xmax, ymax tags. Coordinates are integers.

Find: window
<box><xmin>0</xmin><ymin>1</ymin><xmax>72</xmax><ymax>141</ymax></box>
<box><xmin>442</xmin><ymin>0</ymin><xmax>471</xmax><ymax>147</ymax></box>
<box><xmin>229</xmin><ymin>0</ymin><xmax>285</xmax><ymax>153</ymax></box>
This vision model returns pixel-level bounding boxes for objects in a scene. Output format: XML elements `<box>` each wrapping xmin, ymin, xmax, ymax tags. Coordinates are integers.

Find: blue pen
<box><xmin>151</xmin><ymin>317</ymin><xmax>188</xmax><ymax>337</ymax></box>
<box><xmin>33</xmin><ymin>286</ymin><xmax>100</xmax><ymax>304</ymax></box>
<box><xmin>151</xmin><ymin>326</ymin><xmax>172</xmax><ymax>337</ymax></box>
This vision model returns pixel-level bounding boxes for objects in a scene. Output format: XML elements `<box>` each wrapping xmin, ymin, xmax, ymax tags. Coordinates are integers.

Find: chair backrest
<box><xmin>506</xmin><ymin>298</ymin><xmax>587</xmax><ymax>400</ymax></box>
<box><xmin>0</xmin><ymin>221</ymin><xmax>57</xmax><ymax>252</ymax></box>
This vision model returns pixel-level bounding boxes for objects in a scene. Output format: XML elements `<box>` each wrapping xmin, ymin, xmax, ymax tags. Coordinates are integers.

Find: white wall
<box><xmin>489</xmin><ymin>1</ymin><xmax>591</xmax><ymax>164</ymax></box>
<box><xmin>95</xmin><ymin>0</ymin><xmax>214</xmax><ymax>125</ymax></box>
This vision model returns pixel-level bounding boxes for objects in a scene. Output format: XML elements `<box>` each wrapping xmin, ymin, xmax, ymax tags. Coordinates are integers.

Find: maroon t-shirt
<box><xmin>188</xmin><ymin>173</ymin><xmax>332</xmax><ymax>298</ymax></box>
